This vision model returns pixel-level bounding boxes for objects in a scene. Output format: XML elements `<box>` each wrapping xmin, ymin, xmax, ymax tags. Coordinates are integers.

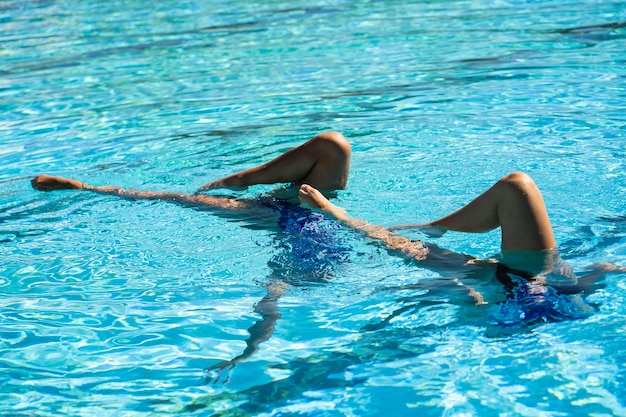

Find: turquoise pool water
<box><xmin>2</xmin><ymin>0</ymin><xmax>626</xmax><ymax>415</ymax></box>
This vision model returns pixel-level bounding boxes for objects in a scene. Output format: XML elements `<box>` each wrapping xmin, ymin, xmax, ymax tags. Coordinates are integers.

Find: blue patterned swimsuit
<box><xmin>489</xmin><ymin>264</ymin><xmax>592</xmax><ymax>327</ymax></box>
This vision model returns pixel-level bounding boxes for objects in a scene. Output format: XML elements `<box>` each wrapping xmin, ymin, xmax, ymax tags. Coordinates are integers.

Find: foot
<box><xmin>298</xmin><ymin>184</ymin><xmax>330</xmax><ymax>209</ymax></box>
<box><xmin>298</xmin><ymin>184</ymin><xmax>348</xmax><ymax>221</ymax></box>
<box><xmin>31</xmin><ymin>175</ymin><xmax>86</xmax><ymax>191</ymax></box>
<box><xmin>195</xmin><ymin>180</ymin><xmax>220</xmax><ymax>194</ymax></box>
<box><xmin>195</xmin><ymin>178</ymin><xmax>247</xmax><ymax>194</ymax></box>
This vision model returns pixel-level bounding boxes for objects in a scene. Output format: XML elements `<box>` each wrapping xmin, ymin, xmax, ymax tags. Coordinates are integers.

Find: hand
<box><xmin>576</xmin><ymin>262</ymin><xmax>625</xmax><ymax>293</ymax></box>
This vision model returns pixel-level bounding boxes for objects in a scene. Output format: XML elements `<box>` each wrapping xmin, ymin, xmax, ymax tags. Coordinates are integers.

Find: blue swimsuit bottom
<box><xmin>262</xmin><ymin>199</ymin><xmax>351</xmax><ymax>284</ymax></box>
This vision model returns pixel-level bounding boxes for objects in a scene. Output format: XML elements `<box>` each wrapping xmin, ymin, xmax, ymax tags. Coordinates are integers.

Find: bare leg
<box><xmin>196</xmin><ymin>132</ymin><xmax>351</xmax><ymax>193</ymax></box>
<box><xmin>31</xmin><ymin>174</ymin><xmax>258</xmax><ymax>211</ymax></box>
<box><xmin>390</xmin><ymin>172</ymin><xmax>557</xmax><ymax>251</ymax></box>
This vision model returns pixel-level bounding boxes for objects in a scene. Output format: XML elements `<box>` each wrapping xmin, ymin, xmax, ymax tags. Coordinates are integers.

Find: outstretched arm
<box><xmin>298</xmin><ymin>184</ymin><xmax>429</xmax><ymax>261</ymax></box>
<box><xmin>31</xmin><ymin>174</ymin><xmax>259</xmax><ymax>211</ymax></box>
<box><xmin>298</xmin><ymin>184</ymin><xmax>489</xmax><ymax>303</ymax></box>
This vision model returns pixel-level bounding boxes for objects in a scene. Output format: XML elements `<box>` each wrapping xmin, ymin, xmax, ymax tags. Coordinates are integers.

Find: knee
<box><xmin>499</xmin><ymin>171</ymin><xmax>539</xmax><ymax>194</ymax></box>
<box><xmin>501</xmin><ymin>171</ymin><xmax>533</xmax><ymax>183</ymax></box>
<box><xmin>313</xmin><ymin>131</ymin><xmax>351</xmax><ymax>157</ymax></box>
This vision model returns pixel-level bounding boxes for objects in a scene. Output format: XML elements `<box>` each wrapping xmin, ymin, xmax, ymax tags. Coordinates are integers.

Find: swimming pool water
<box><xmin>2</xmin><ymin>0</ymin><xmax>626</xmax><ymax>415</ymax></box>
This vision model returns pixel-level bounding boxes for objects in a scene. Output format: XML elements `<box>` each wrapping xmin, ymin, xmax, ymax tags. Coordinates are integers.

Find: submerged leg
<box><xmin>205</xmin><ymin>281</ymin><xmax>288</xmax><ymax>384</ymax></box>
<box><xmin>196</xmin><ymin>131</ymin><xmax>351</xmax><ymax>193</ymax></box>
<box><xmin>390</xmin><ymin>172</ymin><xmax>556</xmax><ymax>252</ymax></box>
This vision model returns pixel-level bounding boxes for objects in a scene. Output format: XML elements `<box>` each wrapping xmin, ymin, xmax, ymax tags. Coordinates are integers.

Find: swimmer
<box><xmin>299</xmin><ymin>178</ymin><xmax>626</xmax><ymax>329</ymax></box>
<box><xmin>31</xmin><ymin>132</ymin><xmax>622</xmax><ymax>379</ymax></box>
<box><xmin>31</xmin><ymin>132</ymin><xmax>621</xmax><ymax>293</ymax></box>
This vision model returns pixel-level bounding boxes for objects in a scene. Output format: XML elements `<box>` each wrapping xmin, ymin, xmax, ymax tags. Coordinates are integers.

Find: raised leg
<box><xmin>196</xmin><ymin>132</ymin><xmax>351</xmax><ymax>193</ymax></box>
<box><xmin>425</xmin><ymin>172</ymin><xmax>556</xmax><ymax>251</ymax></box>
<box><xmin>389</xmin><ymin>172</ymin><xmax>556</xmax><ymax>251</ymax></box>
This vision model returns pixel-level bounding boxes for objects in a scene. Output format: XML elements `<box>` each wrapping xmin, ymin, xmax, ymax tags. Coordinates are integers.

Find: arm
<box><xmin>31</xmin><ymin>174</ymin><xmax>259</xmax><ymax>211</ymax></box>
<box><xmin>298</xmin><ymin>184</ymin><xmax>492</xmax><ymax>304</ymax></box>
<box><xmin>576</xmin><ymin>262</ymin><xmax>625</xmax><ymax>293</ymax></box>
<box><xmin>298</xmin><ymin>184</ymin><xmax>429</xmax><ymax>261</ymax></box>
